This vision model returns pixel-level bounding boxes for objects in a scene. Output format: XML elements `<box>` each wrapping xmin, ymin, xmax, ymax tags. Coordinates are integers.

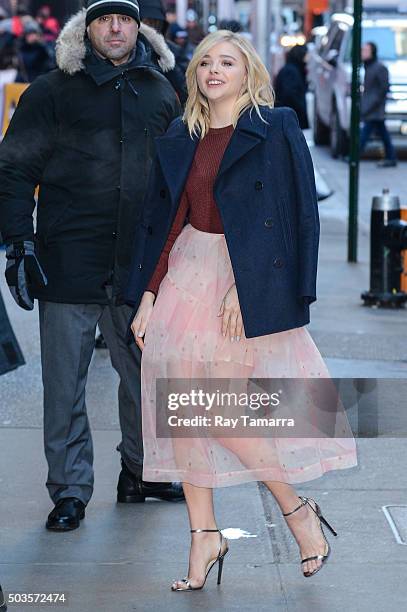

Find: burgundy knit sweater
<box><xmin>147</xmin><ymin>124</ymin><xmax>234</xmax><ymax>295</ymax></box>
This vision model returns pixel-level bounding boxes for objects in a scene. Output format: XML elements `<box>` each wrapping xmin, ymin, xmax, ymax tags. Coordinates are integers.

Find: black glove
<box><xmin>5</xmin><ymin>241</ymin><xmax>47</xmax><ymax>310</ymax></box>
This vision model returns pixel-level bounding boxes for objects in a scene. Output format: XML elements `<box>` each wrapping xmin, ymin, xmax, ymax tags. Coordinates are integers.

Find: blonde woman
<box><xmin>126</xmin><ymin>30</ymin><xmax>357</xmax><ymax>591</ymax></box>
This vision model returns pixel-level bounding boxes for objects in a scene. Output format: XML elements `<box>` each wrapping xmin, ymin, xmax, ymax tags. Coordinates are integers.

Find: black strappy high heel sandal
<box><xmin>171</xmin><ymin>528</ymin><xmax>229</xmax><ymax>591</ymax></box>
<box><xmin>282</xmin><ymin>495</ymin><xmax>338</xmax><ymax>577</ymax></box>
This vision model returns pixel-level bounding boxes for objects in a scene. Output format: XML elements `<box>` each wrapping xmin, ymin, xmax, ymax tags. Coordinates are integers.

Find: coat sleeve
<box><xmin>146</xmin><ymin>189</ymin><xmax>189</xmax><ymax>295</ymax></box>
<box><xmin>0</xmin><ymin>76</ymin><xmax>57</xmax><ymax>244</ymax></box>
<box><xmin>282</xmin><ymin>106</ymin><xmax>319</xmax><ymax>304</ymax></box>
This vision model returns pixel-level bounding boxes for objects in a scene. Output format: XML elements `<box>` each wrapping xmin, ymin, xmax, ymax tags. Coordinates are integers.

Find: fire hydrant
<box><xmin>361</xmin><ymin>188</ymin><xmax>407</xmax><ymax>307</ymax></box>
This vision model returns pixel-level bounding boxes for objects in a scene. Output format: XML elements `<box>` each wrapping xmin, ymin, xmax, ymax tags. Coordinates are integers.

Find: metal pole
<box><xmin>252</xmin><ymin>0</ymin><xmax>271</xmax><ymax>71</ymax></box>
<box><xmin>270</xmin><ymin>0</ymin><xmax>282</xmax><ymax>35</ymax></box>
<box><xmin>348</xmin><ymin>0</ymin><xmax>363</xmax><ymax>263</ymax></box>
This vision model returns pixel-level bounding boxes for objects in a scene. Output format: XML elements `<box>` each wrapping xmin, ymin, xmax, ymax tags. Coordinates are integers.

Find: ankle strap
<box><xmin>190</xmin><ymin>528</ymin><xmax>220</xmax><ymax>533</ymax></box>
<box><xmin>282</xmin><ymin>496</ymin><xmax>308</xmax><ymax>517</ymax></box>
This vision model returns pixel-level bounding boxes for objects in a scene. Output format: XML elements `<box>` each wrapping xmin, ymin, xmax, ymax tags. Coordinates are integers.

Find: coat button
<box><xmin>139</xmin><ymin>264</ymin><xmax>142</xmax><ymax>270</ymax></box>
<box><xmin>116</xmin><ymin>185</ymin><xmax>121</xmax><ymax>191</ymax></box>
<box><xmin>112</xmin><ymin>231</ymin><xmax>117</xmax><ymax>239</ymax></box>
<box><xmin>273</xmin><ymin>258</ymin><xmax>283</xmax><ymax>268</ymax></box>
<box><xmin>160</xmin><ymin>189</ymin><xmax>166</xmax><ymax>198</ymax></box>
<box><xmin>255</xmin><ymin>180</ymin><xmax>263</xmax><ymax>191</ymax></box>
<box><xmin>264</xmin><ymin>218</ymin><xmax>273</xmax><ymax>228</ymax></box>
<box><xmin>147</xmin><ymin>226</ymin><xmax>153</xmax><ymax>235</ymax></box>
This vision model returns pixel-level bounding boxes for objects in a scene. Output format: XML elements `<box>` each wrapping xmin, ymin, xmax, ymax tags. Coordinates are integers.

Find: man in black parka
<box><xmin>360</xmin><ymin>41</ymin><xmax>397</xmax><ymax>167</ymax></box>
<box><xmin>0</xmin><ymin>0</ymin><xmax>184</xmax><ymax>532</ymax></box>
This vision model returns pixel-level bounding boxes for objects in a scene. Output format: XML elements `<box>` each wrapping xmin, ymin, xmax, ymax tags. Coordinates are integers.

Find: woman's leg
<box><xmin>171</xmin><ymin>482</ymin><xmax>228</xmax><ymax>590</ymax></box>
<box><xmin>263</xmin><ymin>480</ymin><xmax>328</xmax><ymax>576</ymax></box>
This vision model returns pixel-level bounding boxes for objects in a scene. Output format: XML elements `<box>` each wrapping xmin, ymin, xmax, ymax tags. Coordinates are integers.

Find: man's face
<box><xmin>87</xmin><ymin>14</ymin><xmax>139</xmax><ymax>65</ymax></box>
<box><xmin>361</xmin><ymin>43</ymin><xmax>373</xmax><ymax>61</ymax></box>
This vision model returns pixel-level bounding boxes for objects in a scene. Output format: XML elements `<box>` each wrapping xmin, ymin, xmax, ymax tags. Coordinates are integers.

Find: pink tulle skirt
<box><xmin>141</xmin><ymin>224</ymin><xmax>358</xmax><ymax>487</ymax></box>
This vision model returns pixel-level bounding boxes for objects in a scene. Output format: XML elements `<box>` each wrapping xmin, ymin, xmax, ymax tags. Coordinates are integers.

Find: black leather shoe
<box><xmin>117</xmin><ymin>460</ymin><xmax>185</xmax><ymax>503</ymax></box>
<box><xmin>0</xmin><ymin>584</ymin><xmax>7</xmax><ymax>611</ymax></box>
<box><xmin>46</xmin><ymin>497</ymin><xmax>86</xmax><ymax>531</ymax></box>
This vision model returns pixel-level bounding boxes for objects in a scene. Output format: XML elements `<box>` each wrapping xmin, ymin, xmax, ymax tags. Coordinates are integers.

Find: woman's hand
<box><xmin>131</xmin><ymin>291</ymin><xmax>155</xmax><ymax>351</ymax></box>
<box><xmin>218</xmin><ymin>283</ymin><xmax>243</xmax><ymax>341</ymax></box>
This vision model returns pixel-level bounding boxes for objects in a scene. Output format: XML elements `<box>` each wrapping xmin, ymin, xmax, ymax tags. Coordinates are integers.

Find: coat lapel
<box><xmin>155</xmin><ymin>108</ymin><xmax>270</xmax><ymax>205</ymax></box>
<box><xmin>216</xmin><ymin>109</ymin><xmax>269</xmax><ymax>181</ymax></box>
<box><xmin>155</xmin><ymin>124</ymin><xmax>199</xmax><ymax>206</ymax></box>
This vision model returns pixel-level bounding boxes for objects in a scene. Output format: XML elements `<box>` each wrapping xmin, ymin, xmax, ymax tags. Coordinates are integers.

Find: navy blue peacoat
<box><xmin>125</xmin><ymin>105</ymin><xmax>320</xmax><ymax>339</ymax></box>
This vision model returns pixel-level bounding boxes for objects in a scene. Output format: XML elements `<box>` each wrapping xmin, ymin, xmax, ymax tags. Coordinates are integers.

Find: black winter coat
<box><xmin>274</xmin><ymin>62</ymin><xmax>309</xmax><ymax>130</ymax></box>
<box><xmin>16</xmin><ymin>40</ymin><xmax>52</xmax><ymax>83</ymax></box>
<box><xmin>361</xmin><ymin>59</ymin><xmax>390</xmax><ymax>121</ymax></box>
<box><xmin>0</xmin><ymin>10</ymin><xmax>180</xmax><ymax>305</ymax></box>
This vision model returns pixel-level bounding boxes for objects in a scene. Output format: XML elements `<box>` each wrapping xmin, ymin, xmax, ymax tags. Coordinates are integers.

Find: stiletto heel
<box><xmin>318</xmin><ymin>512</ymin><xmax>337</xmax><ymax>536</ymax></box>
<box><xmin>282</xmin><ymin>495</ymin><xmax>337</xmax><ymax>578</ymax></box>
<box><xmin>217</xmin><ymin>555</ymin><xmax>224</xmax><ymax>585</ymax></box>
<box><xmin>171</xmin><ymin>528</ymin><xmax>229</xmax><ymax>592</ymax></box>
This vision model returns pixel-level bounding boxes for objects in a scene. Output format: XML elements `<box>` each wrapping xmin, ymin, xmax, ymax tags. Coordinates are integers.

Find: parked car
<box><xmin>308</xmin><ymin>11</ymin><xmax>407</xmax><ymax>157</ymax></box>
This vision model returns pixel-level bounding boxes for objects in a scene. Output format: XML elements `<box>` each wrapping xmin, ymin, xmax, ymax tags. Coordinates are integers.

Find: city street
<box><xmin>1</xmin><ymin>121</ymin><xmax>406</xmax><ymax>611</ymax></box>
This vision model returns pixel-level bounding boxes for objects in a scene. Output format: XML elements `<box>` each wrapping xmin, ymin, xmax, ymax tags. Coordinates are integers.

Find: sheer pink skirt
<box><xmin>141</xmin><ymin>224</ymin><xmax>358</xmax><ymax>487</ymax></box>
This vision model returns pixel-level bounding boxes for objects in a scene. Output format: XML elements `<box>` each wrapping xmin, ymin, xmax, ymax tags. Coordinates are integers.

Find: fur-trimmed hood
<box><xmin>56</xmin><ymin>9</ymin><xmax>175</xmax><ymax>76</ymax></box>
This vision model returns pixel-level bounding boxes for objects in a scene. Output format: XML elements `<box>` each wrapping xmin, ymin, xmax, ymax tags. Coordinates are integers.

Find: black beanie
<box><xmin>85</xmin><ymin>0</ymin><xmax>141</xmax><ymax>27</ymax></box>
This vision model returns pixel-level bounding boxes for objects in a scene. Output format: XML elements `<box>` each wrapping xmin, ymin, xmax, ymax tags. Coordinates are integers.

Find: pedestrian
<box><xmin>360</xmin><ymin>41</ymin><xmax>397</xmax><ymax>167</ymax></box>
<box><xmin>15</xmin><ymin>23</ymin><xmax>52</xmax><ymax>83</ymax></box>
<box><xmin>138</xmin><ymin>0</ymin><xmax>188</xmax><ymax>105</ymax></box>
<box><xmin>164</xmin><ymin>7</ymin><xmax>181</xmax><ymax>42</ymax></box>
<box><xmin>0</xmin><ymin>0</ymin><xmax>184</xmax><ymax>533</ymax></box>
<box><xmin>274</xmin><ymin>43</ymin><xmax>309</xmax><ymax>130</ymax></box>
<box><xmin>35</xmin><ymin>4</ymin><xmax>60</xmax><ymax>65</ymax></box>
<box><xmin>125</xmin><ymin>29</ymin><xmax>358</xmax><ymax>590</ymax></box>
<box><xmin>185</xmin><ymin>8</ymin><xmax>204</xmax><ymax>48</ymax></box>
<box><xmin>173</xmin><ymin>27</ymin><xmax>194</xmax><ymax>61</ymax></box>
<box><xmin>35</xmin><ymin>4</ymin><xmax>60</xmax><ymax>44</ymax></box>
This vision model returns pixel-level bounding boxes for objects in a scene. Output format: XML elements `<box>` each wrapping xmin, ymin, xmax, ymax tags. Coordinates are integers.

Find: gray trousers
<box><xmin>38</xmin><ymin>290</ymin><xmax>142</xmax><ymax>505</ymax></box>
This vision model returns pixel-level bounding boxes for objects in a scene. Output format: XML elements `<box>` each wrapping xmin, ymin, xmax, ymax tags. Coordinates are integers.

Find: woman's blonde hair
<box><xmin>183</xmin><ymin>30</ymin><xmax>275</xmax><ymax>139</ymax></box>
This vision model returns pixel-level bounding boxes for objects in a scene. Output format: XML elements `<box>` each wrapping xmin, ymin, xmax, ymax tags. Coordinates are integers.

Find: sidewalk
<box><xmin>1</xmin><ymin>145</ymin><xmax>406</xmax><ymax>611</ymax></box>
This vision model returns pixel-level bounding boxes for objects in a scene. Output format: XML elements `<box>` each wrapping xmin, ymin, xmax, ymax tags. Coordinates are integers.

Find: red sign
<box><xmin>307</xmin><ymin>0</ymin><xmax>329</xmax><ymax>14</ymax></box>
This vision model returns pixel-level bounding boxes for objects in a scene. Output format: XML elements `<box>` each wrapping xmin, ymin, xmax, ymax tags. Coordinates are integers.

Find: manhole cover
<box><xmin>382</xmin><ymin>505</ymin><xmax>407</xmax><ymax>545</ymax></box>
